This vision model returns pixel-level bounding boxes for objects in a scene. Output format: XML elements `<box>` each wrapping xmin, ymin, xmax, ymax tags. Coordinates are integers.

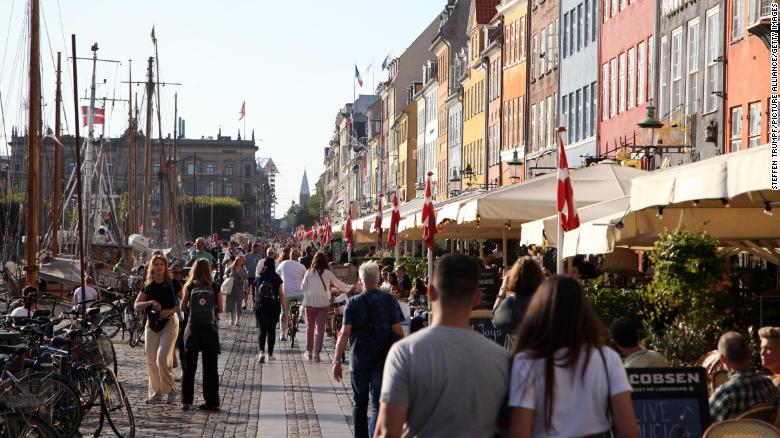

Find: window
<box><xmin>620</xmin><ymin>0</ymin><xmax>627</xmax><ymax>11</ymax></box>
<box><xmin>748</xmin><ymin>102</ymin><xmax>762</xmax><ymax>147</ymax></box>
<box><xmin>225</xmin><ymin>163</ymin><xmax>233</xmax><ymax>176</ymax></box>
<box><xmin>605</xmin><ymin>0</ymin><xmax>611</xmax><ymax>22</ymax></box>
<box><xmin>186</xmin><ymin>162</ymin><xmax>195</xmax><ymax>175</ymax></box>
<box><xmin>153</xmin><ymin>164</ymin><xmax>160</xmax><ymax>174</ymax></box>
<box><xmin>578</xmin><ymin>4</ymin><xmax>584</xmax><ymax>51</ymax></box>
<box><xmin>544</xmin><ymin>96</ymin><xmax>555</xmax><ymax>147</ymax></box>
<box><xmin>732</xmin><ymin>0</ymin><xmax>744</xmax><ymax>40</ymax></box>
<box><xmin>602</xmin><ymin>63</ymin><xmax>610</xmax><ymax>120</ymax></box>
<box><xmin>564</xmin><ymin>13</ymin><xmax>569</xmax><ymax>57</ymax></box>
<box><xmin>610</xmin><ymin>58</ymin><xmax>617</xmax><ymax>117</ymax></box>
<box><xmin>637</xmin><ymin>41</ymin><xmax>646</xmax><ymax>105</ymax></box>
<box><xmin>625</xmin><ymin>48</ymin><xmax>635</xmax><ymax>109</ymax></box>
<box><xmin>206</xmin><ymin>163</ymin><xmax>214</xmax><ymax>175</ymax></box>
<box><xmin>660</xmin><ymin>36</ymin><xmax>669</xmax><ymax>115</ymax></box>
<box><xmin>574</xmin><ymin>90</ymin><xmax>581</xmax><ymax>141</ymax></box>
<box><xmin>705</xmin><ymin>8</ymin><xmax>721</xmax><ymax>113</ymax></box>
<box><xmin>612</xmin><ymin>0</ymin><xmax>618</xmax><ymax>17</ymax></box>
<box><xmin>569</xmin><ymin>92</ymin><xmax>575</xmax><ymax>143</ymax></box>
<box><xmin>531</xmin><ymin>35</ymin><xmax>538</xmax><ymax>79</ymax></box>
<box><xmin>531</xmin><ymin>104</ymin><xmax>537</xmax><ymax>151</ymax></box>
<box><xmin>540</xmin><ymin>28</ymin><xmax>547</xmax><ymax>74</ymax></box>
<box><xmin>592</xmin><ymin>0</ymin><xmax>597</xmax><ymax>41</ymax></box>
<box><xmin>584</xmin><ymin>0</ymin><xmax>590</xmax><ymax>44</ymax></box>
<box><xmin>648</xmin><ymin>36</ymin><xmax>655</xmax><ymax>101</ymax></box>
<box><xmin>519</xmin><ymin>99</ymin><xmax>524</xmax><ymax>143</ymax></box>
<box><xmin>563</xmin><ymin>95</ymin><xmax>569</xmax><ymax>137</ymax></box>
<box><xmin>539</xmin><ymin>99</ymin><xmax>546</xmax><ymax>150</ymax></box>
<box><xmin>514</xmin><ymin>21</ymin><xmax>520</xmax><ymax>62</ymax></box>
<box><xmin>520</xmin><ymin>18</ymin><xmax>526</xmax><ymax>59</ymax></box>
<box><xmin>619</xmin><ymin>53</ymin><xmax>627</xmax><ymax>113</ymax></box>
<box><xmin>730</xmin><ymin>106</ymin><xmax>743</xmax><ymax>151</ymax></box>
<box><xmin>244</xmin><ymin>164</ymin><xmax>252</xmax><ymax>177</ymax></box>
<box><xmin>206</xmin><ymin>183</ymin><xmax>213</xmax><ymax>196</ymax></box>
<box><xmin>687</xmin><ymin>20</ymin><xmax>700</xmax><ymax>114</ymax></box>
<box><xmin>224</xmin><ymin>181</ymin><xmax>233</xmax><ymax>196</ymax></box>
<box><xmin>671</xmin><ymin>28</ymin><xmax>684</xmax><ymax>113</ymax></box>
<box><xmin>503</xmin><ymin>102</ymin><xmax>509</xmax><ymax>147</ymax></box>
<box><xmin>590</xmin><ymin>82</ymin><xmax>597</xmax><ymax>136</ymax></box>
<box><xmin>584</xmin><ymin>85</ymin><xmax>591</xmax><ymax>137</ymax></box>
<box><xmin>572</xmin><ymin>8</ymin><xmax>579</xmax><ymax>55</ymax></box>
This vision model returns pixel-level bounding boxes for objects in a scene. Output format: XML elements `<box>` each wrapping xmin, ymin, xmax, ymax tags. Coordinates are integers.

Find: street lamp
<box><xmin>637</xmin><ymin>100</ymin><xmax>664</xmax><ymax>147</ymax></box>
<box><xmin>506</xmin><ymin>149</ymin><xmax>523</xmax><ymax>181</ymax></box>
<box><xmin>209</xmin><ymin>182</ymin><xmax>215</xmax><ymax>237</ymax></box>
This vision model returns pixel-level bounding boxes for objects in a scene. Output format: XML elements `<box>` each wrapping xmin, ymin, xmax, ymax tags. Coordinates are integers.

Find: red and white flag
<box><xmin>557</xmin><ymin>128</ymin><xmax>580</xmax><ymax>232</ymax></box>
<box><xmin>388</xmin><ymin>191</ymin><xmax>400</xmax><ymax>249</ymax></box>
<box><xmin>345</xmin><ymin>205</ymin><xmax>354</xmax><ymax>247</ymax></box>
<box><xmin>238</xmin><ymin>101</ymin><xmax>246</xmax><ymax>121</ymax></box>
<box><xmin>374</xmin><ymin>195</ymin><xmax>383</xmax><ymax>248</ymax></box>
<box><xmin>421</xmin><ymin>171</ymin><xmax>436</xmax><ymax>250</ymax></box>
<box><xmin>81</xmin><ymin>106</ymin><xmax>105</xmax><ymax>126</ymax></box>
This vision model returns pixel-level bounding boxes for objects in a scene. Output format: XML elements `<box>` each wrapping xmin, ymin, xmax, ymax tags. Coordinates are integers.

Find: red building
<box><xmin>598</xmin><ymin>0</ymin><xmax>655</xmax><ymax>157</ymax></box>
<box><xmin>724</xmin><ymin>0</ymin><xmax>772</xmax><ymax>152</ymax></box>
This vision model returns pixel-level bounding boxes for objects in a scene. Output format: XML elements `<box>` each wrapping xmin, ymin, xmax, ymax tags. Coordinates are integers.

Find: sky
<box><xmin>0</xmin><ymin>0</ymin><xmax>444</xmax><ymax>218</ymax></box>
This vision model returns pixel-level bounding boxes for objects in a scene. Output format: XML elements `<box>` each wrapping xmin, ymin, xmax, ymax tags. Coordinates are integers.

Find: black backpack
<box><xmin>189</xmin><ymin>283</ymin><xmax>216</xmax><ymax>328</ymax></box>
<box><xmin>256</xmin><ymin>280</ymin><xmax>278</xmax><ymax>308</ymax></box>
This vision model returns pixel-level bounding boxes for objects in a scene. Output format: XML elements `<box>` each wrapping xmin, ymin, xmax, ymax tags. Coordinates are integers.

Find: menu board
<box><xmin>627</xmin><ymin>367</ymin><xmax>711</xmax><ymax>438</ymax></box>
<box><xmin>469</xmin><ymin>309</ymin><xmax>506</xmax><ymax>346</ymax></box>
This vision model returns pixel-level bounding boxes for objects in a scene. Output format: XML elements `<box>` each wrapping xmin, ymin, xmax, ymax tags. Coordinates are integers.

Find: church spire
<box><xmin>299</xmin><ymin>170</ymin><xmax>311</xmax><ymax>207</ymax></box>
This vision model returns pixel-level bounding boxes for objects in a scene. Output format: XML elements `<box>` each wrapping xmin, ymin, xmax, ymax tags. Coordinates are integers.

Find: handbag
<box><xmin>221</xmin><ymin>276</ymin><xmax>235</xmax><ymax>296</ymax></box>
<box><xmin>146</xmin><ymin>308</ymin><xmax>168</xmax><ymax>332</ymax></box>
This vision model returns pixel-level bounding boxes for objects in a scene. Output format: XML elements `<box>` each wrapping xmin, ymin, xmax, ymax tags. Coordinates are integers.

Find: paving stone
<box><xmin>83</xmin><ymin>310</ymin><xmax>354</xmax><ymax>437</ymax></box>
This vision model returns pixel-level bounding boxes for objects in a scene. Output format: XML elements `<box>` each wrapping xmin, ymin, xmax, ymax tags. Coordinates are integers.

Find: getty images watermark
<box><xmin>772</xmin><ymin>2</ymin><xmax>779</xmax><ymax>190</ymax></box>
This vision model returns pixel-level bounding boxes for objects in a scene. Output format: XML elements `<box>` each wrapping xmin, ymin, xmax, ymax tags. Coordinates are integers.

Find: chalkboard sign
<box><xmin>627</xmin><ymin>367</ymin><xmax>711</xmax><ymax>438</ymax></box>
<box><xmin>469</xmin><ymin>310</ymin><xmax>506</xmax><ymax>346</ymax></box>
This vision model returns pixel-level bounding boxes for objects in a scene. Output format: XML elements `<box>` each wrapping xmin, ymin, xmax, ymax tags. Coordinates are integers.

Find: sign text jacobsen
<box><xmin>629</xmin><ymin>372</ymin><xmax>701</xmax><ymax>386</ymax></box>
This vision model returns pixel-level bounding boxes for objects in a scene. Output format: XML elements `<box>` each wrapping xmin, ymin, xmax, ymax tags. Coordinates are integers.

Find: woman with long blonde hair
<box><xmin>134</xmin><ymin>253</ymin><xmax>181</xmax><ymax>405</ymax></box>
<box><xmin>225</xmin><ymin>255</ymin><xmax>248</xmax><ymax>326</ymax></box>
<box><xmin>180</xmin><ymin>259</ymin><xmax>223</xmax><ymax>411</ymax></box>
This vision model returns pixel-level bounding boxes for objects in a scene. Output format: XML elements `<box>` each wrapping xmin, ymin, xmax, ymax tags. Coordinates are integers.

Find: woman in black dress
<box><xmin>254</xmin><ymin>257</ymin><xmax>286</xmax><ymax>363</ymax></box>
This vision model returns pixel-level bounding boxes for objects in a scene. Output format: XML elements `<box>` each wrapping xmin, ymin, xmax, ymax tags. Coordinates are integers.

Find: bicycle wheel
<box><xmin>128</xmin><ymin>317</ymin><xmax>144</xmax><ymax>348</ymax></box>
<box><xmin>289</xmin><ymin>311</ymin><xmax>298</xmax><ymax>349</ymax></box>
<box><xmin>0</xmin><ymin>413</ymin><xmax>60</xmax><ymax>438</ymax></box>
<box><xmin>19</xmin><ymin>372</ymin><xmax>84</xmax><ymax>438</ymax></box>
<box><xmin>91</xmin><ymin>301</ymin><xmax>122</xmax><ymax>338</ymax></box>
<box><xmin>100</xmin><ymin>368</ymin><xmax>135</xmax><ymax>438</ymax></box>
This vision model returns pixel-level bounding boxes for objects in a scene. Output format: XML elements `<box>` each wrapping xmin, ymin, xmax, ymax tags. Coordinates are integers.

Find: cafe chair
<box><xmin>703</xmin><ymin>419</ymin><xmax>780</xmax><ymax>438</ymax></box>
<box><xmin>736</xmin><ymin>402</ymin><xmax>778</xmax><ymax>424</ymax></box>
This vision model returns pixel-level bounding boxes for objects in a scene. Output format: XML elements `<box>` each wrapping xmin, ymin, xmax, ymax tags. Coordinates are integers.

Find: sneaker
<box><xmin>257</xmin><ymin>353</ymin><xmax>265</xmax><ymax>364</ymax></box>
<box><xmin>280</xmin><ymin>334</ymin><xmax>287</xmax><ymax>341</ymax></box>
<box><xmin>174</xmin><ymin>372</ymin><xmax>182</xmax><ymax>382</ymax></box>
<box><xmin>235</xmin><ymin>322</ymin><xmax>240</xmax><ymax>327</ymax></box>
<box><xmin>197</xmin><ymin>403</ymin><xmax>220</xmax><ymax>412</ymax></box>
<box><xmin>268</xmin><ymin>355</ymin><xmax>275</xmax><ymax>361</ymax></box>
<box><xmin>145</xmin><ymin>394</ymin><xmax>164</xmax><ymax>404</ymax></box>
<box><xmin>304</xmin><ymin>351</ymin><xmax>312</xmax><ymax>361</ymax></box>
<box><xmin>167</xmin><ymin>391</ymin><xmax>177</xmax><ymax>405</ymax></box>
<box><xmin>182</xmin><ymin>403</ymin><xmax>191</xmax><ymax>411</ymax></box>
<box><xmin>314</xmin><ymin>352</ymin><xmax>321</xmax><ymax>363</ymax></box>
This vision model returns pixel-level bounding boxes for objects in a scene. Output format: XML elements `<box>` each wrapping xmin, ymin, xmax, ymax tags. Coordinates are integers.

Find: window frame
<box><xmin>637</xmin><ymin>41</ymin><xmax>646</xmax><ymax>106</ymax></box>
<box><xmin>730</xmin><ymin>105</ymin><xmax>743</xmax><ymax>151</ymax></box>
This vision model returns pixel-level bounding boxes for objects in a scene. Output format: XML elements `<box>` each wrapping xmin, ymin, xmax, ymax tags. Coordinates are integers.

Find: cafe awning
<box><xmin>522</xmin><ymin>196</ymin><xmax>631</xmax><ymax>247</ymax></box>
<box><xmin>456</xmin><ymin>163</ymin><xmax>647</xmax><ymax>227</ymax></box>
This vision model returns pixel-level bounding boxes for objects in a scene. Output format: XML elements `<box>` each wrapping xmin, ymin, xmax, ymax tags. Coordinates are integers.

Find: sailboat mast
<box><xmin>25</xmin><ymin>0</ymin><xmax>41</xmax><ymax>287</ymax></box>
<box><xmin>153</xmin><ymin>37</ymin><xmax>167</xmax><ymax>247</ymax></box>
<box><xmin>71</xmin><ymin>34</ymin><xmax>87</xmax><ymax>317</ymax></box>
<box><xmin>52</xmin><ymin>52</ymin><xmax>63</xmax><ymax>257</ymax></box>
<box><xmin>83</xmin><ymin>45</ymin><xmax>99</xmax><ymax>246</ymax></box>
<box><xmin>142</xmin><ymin>57</ymin><xmax>153</xmax><ymax>237</ymax></box>
<box><xmin>127</xmin><ymin>60</ymin><xmax>137</xmax><ymax>236</ymax></box>
<box><xmin>169</xmin><ymin>92</ymin><xmax>178</xmax><ymax>247</ymax></box>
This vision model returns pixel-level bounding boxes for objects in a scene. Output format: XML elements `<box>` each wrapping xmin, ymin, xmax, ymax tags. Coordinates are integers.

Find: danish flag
<box><xmin>421</xmin><ymin>172</ymin><xmax>436</xmax><ymax>250</ymax></box>
<box><xmin>556</xmin><ymin>128</ymin><xmax>580</xmax><ymax>232</ymax></box>
<box><xmin>388</xmin><ymin>191</ymin><xmax>400</xmax><ymax>249</ymax></box>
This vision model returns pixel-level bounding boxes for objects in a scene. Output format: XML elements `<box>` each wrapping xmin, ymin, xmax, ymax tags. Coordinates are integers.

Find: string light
<box><xmin>764</xmin><ymin>201</ymin><xmax>773</xmax><ymax>216</ymax></box>
<box><xmin>476</xmin><ymin>214</ymin><xmax>481</xmax><ymax>229</ymax></box>
<box><xmin>656</xmin><ymin>206</ymin><xmax>664</xmax><ymax>219</ymax></box>
<box><xmin>721</xmin><ymin>198</ymin><xmax>730</xmax><ymax>207</ymax></box>
<box><xmin>692</xmin><ymin>200</ymin><xmax>699</xmax><ymax>207</ymax></box>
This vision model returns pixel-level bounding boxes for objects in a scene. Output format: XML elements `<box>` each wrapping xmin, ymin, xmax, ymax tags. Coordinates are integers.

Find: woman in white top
<box><xmin>508</xmin><ymin>276</ymin><xmax>639</xmax><ymax>438</ymax></box>
<box><xmin>10</xmin><ymin>286</ymin><xmax>38</xmax><ymax>320</ymax></box>
<box><xmin>301</xmin><ymin>252</ymin><xmax>353</xmax><ymax>362</ymax></box>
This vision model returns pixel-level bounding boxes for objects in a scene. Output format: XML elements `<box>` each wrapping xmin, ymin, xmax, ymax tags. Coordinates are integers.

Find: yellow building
<box><xmin>397</xmin><ymin>83</ymin><xmax>421</xmax><ymax>202</ymax></box>
<box><xmin>498</xmin><ymin>0</ymin><xmax>528</xmax><ymax>185</ymax></box>
<box><xmin>460</xmin><ymin>0</ymin><xmax>499</xmax><ymax>189</ymax></box>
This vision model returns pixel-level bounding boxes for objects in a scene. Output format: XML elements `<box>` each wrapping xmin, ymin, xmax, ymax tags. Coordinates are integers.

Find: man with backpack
<box><xmin>332</xmin><ymin>261</ymin><xmax>405</xmax><ymax>438</ymax></box>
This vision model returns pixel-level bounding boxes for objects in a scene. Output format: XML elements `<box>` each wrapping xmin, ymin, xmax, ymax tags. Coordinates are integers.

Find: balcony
<box><xmin>747</xmin><ymin>0</ymin><xmax>776</xmax><ymax>49</ymax></box>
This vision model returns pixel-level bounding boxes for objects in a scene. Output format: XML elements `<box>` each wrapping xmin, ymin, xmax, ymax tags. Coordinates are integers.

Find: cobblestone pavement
<box><xmin>92</xmin><ymin>311</ymin><xmax>355</xmax><ymax>437</ymax></box>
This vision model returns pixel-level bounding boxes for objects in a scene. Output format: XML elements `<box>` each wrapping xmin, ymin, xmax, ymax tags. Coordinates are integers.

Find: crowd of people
<box><xmin>68</xmin><ymin>233</ymin><xmax>780</xmax><ymax>436</ymax></box>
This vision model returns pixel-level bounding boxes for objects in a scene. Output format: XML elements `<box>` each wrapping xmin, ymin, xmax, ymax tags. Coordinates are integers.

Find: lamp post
<box><xmin>209</xmin><ymin>182</ymin><xmax>215</xmax><ymax>237</ymax></box>
<box><xmin>506</xmin><ymin>149</ymin><xmax>523</xmax><ymax>182</ymax></box>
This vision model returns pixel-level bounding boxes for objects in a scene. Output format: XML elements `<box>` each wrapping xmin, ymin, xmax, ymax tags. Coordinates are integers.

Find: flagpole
<box><xmin>556</xmin><ymin>127</ymin><xmax>564</xmax><ymax>275</ymax></box>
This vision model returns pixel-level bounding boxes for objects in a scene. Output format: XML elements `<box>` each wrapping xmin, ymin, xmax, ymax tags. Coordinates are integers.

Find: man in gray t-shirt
<box><xmin>376</xmin><ymin>254</ymin><xmax>510</xmax><ymax>438</ymax></box>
